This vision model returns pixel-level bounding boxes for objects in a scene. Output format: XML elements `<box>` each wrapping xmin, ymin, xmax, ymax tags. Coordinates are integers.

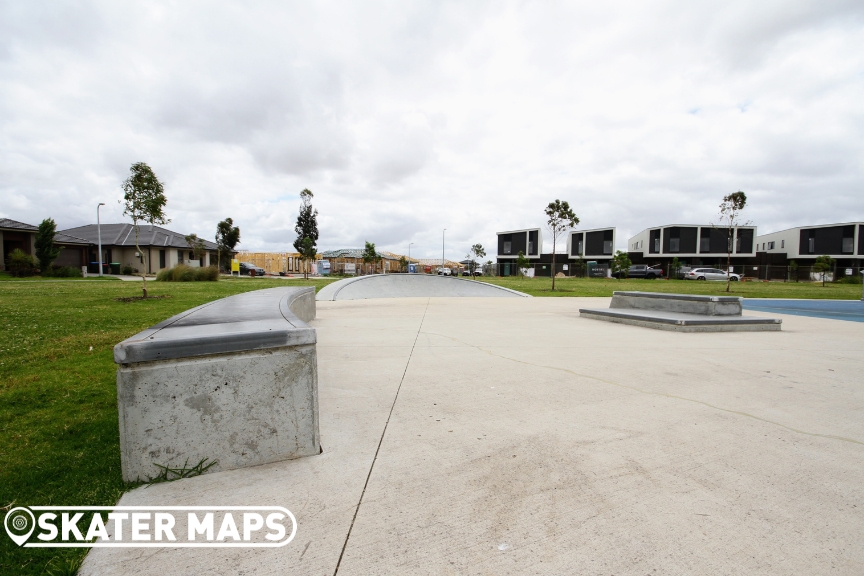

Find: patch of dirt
<box><xmin>114</xmin><ymin>295</ymin><xmax>172</xmax><ymax>303</ymax></box>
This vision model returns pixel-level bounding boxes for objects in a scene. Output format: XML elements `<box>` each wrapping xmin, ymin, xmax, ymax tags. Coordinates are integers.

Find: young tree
<box><xmin>298</xmin><ymin>237</ymin><xmax>317</xmax><ymax>279</ymax></box>
<box><xmin>469</xmin><ymin>243</ymin><xmax>486</xmax><ymax>278</ymax></box>
<box><xmin>122</xmin><ymin>162</ymin><xmax>168</xmax><ymax>297</ymax></box>
<box><xmin>515</xmin><ymin>250</ymin><xmax>530</xmax><ymax>278</ymax></box>
<box><xmin>812</xmin><ymin>255</ymin><xmax>834</xmax><ymax>287</ymax></box>
<box><xmin>215</xmin><ymin>218</ymin><xmax>241</xmax><ymax>271</ymax></box>
<box><xmin>670</xmin><ymin>256</ymin><xmax>681</xmax><ymax>280</ymax></box>
<box><xmin>184</xmin><ymin>234</ymin><xmax>208</xmax><ymax>266</ymax></box>
<box><xmin>714</xmin><ymin>191</ymin><xmax>748</xmax><ymax>293</ymax></box>
<box><xmin>293</xmin><ymin>188</ymin><xmax>319</xmax><ymax>259</ymax></box>
<box><xmin>544</xmin><ymin>199</ymin><xmax>579</xmax><ymax>290</ymax></box>
<box><xmin>398</xmin><ymin>256</ymin><xmax>408</xmax><ymax>272</ymax></box>
<box><xmin>611</xmin><ymin>251</ymin><xmax>632</xmax><ymax>280</ymax></box>
<box><xmin>362</xmin><ymin>241</ymin><xmax>381</xmax><ymax>275</ymax></box>
<box><xmin>789</xmin><ymin>260</ymin><xmax>798</xmax><ymax>282</ymax></box>
<box><xmin>35</xmin><ymin>218</ymin><xmax>62</xmax><ymax>273</ymax></box>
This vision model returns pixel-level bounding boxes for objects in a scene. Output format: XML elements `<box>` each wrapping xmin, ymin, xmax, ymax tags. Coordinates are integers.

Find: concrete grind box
<box><xmin>114</xmin><ymin>287</ymin><xmax>320</xmax><ymax>482</ymax></box>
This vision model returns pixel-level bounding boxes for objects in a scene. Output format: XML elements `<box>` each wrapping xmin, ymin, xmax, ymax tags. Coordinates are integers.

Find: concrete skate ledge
<box><xmin>114</xmin><ymin>286</ymin><xmax>316</xmax><ymax>364</ymax></box>
<box><xmin>113</xmin><ymin>286</ymin><xmax>320</xmax><ymax>481</ymax></box>
<box><xmin>610</xmin><ymin>290</ymin><xmax>742</xmax><ymax>316</ymax></box>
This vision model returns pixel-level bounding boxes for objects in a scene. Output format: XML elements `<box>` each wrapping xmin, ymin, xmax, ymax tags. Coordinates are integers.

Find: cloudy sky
<box><xmin>2</xmin><ymin>1</ymin><xmax>863</xmax><ymax>259</ymax></box>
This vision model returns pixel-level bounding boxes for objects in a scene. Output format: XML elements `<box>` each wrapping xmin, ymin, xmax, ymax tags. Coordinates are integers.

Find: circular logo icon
<box><xmin>4</xmin><ymin>507</ymin><xmax>36</xmax><ymax>546</ymax></box>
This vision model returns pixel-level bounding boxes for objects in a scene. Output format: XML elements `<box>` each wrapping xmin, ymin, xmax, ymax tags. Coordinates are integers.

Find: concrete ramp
<box><xmin>316</xmin><ymin>274</ymin><xmax>529</xmax><ymax>300</ymax></box>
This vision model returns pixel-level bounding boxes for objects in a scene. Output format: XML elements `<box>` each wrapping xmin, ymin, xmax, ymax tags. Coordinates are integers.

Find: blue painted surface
<box><xmin>742</xmin><ymin>299</ymin><xmax>864</xmax><ymax>323</ymax></box>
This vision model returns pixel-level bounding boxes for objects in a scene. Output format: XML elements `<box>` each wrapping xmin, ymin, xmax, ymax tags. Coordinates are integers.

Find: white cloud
<box><xmin>1</xmin><ymin>0</ymin><xmax>862</xmax><ymax>258</ymax></box>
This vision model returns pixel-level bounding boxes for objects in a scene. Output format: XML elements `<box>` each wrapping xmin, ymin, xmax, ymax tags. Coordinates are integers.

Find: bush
<box><xmin>155</xmin><ymin>264</ymin><xmax>219</xmax><ymax>282</ymax></box>
<box><xmin>195</xmin><ymin>266</ymin><xmax>219</xmax><ymax>281</ymax></box>
<box><xmin>837</xmin><ymin>274</ymin><xmax>862</xmax><ymax>284</ymax></box>
<box><xmin>44</xmin><ymin>266</ymin><xmax>83</xmax><ymax>278</ymax></box>
<box><xmin>122</xmin><ymin>264</ymin><xmax>134</xmax><ymax>275</ymax></box>
<box><xmin>6</xmin><ymin>249</ymin><xmax>38</xmax><ymax>277</ymax></box>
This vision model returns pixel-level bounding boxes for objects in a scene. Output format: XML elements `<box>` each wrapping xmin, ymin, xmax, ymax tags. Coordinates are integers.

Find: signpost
<box><xmin>231</xmin><ymin>259</ymin><xmax>240</xmax><ymax>277</ymax></box>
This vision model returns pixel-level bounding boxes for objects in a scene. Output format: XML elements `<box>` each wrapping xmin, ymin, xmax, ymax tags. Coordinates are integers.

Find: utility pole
<box><xmin>409</xmin><ymin>242</ymin><xmax>414</xmax><ymax>273</ymax></box>
<box><xmin>97</xmin><ymin>202</ymin><xmax>106</xmax><ymax>276</ymax></box>
<box><xmin>442</xmin><ymin>229</ymin><xmax>446</xmax><ymax>275</ymax></box>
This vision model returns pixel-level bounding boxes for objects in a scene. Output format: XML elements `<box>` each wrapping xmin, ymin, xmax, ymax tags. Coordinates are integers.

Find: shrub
<box><xmin>44</xmin><ymin>266</ymin><xmax>83</xmax><ymax>278</ymax></box>
<box><xmin>6</xmin><ymin>249</ymin><xmax>38</xmax><ymax>277</ymax></box>
<box><xmin>155</xmin><ymin>264</ymin><xmax>218</xmax><ymax>282</ymax></box>
<box><xmin>836</xmin><ymin>274</ymin><xmax>862</xmax><ymax>284</ymax></box>
<box><xmin>195</xmin><ymin>266</ymin><xmax>219</xmax><ymax>281</ymax></box>
<box><xmin>122</xmin><ymin>264</ymin><xmax>134</xmax><ymax>275</ymax></box>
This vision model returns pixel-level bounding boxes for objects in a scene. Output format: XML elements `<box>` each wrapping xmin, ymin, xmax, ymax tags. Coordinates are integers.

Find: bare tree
<box><xmin>714</xmin><ymin>191</ymin><xmax>748</xmax><ymax>293</ymax></box>
<box><xmin>122</xmin><ymin>162</ymin><xmax>168</xmax><ymax>297</ymax></box>
<box><xmin>544</xmin><ymin>200</ymin><xmax>579</xmax><ymax>291</ymax></box>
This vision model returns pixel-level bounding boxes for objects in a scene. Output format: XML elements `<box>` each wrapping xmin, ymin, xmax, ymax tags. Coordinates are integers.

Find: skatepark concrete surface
<box><xmin>316</xmin><ymin>273</ymin><xmax>528</xmax><ymax>300</ymax></box>
<box><xmin>81</xmin><ymin>297</ymin><xmax>864</xmax><ymax>575</ymax></box>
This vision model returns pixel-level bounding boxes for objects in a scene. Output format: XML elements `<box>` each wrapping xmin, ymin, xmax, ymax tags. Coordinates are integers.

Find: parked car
<box><xmin>614</xmin><ymin>264</ymin><xmax>663</xmax><ymax>279</ymax></box>
<box><xmin>437</xmin><ymin>267</ymin><xmax>452</xmax><ymax>276</ymax></box>
<box><xmin>685</xmin><ymin>267</ymin><xmax>741</xmax><ymax>281</ymax></box>
<box><xmin>239</xmin><ymin>262</ymin><xmax>266</xmax><ymax>276</ymax></box>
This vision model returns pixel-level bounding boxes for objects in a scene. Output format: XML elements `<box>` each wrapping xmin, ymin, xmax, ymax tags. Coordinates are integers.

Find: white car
<box><xmin>437</xmin><ymin>267</ymin><xmax>452</xmax><ymax>276</ymax></box>
<box><xmin>685</xmin><ymin>267</ymin><xmax>741</xmax><ymax>281</ymax></box>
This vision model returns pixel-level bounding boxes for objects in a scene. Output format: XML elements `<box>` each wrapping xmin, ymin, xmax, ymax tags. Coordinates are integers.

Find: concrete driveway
<box><xmin>82</xmin><ymin>297</ymin><xmax>864</xmax><ymax>575</ymax></box>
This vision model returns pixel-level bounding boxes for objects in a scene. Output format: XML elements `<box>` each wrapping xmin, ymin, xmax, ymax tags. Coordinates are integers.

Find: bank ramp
<box><xmin>316</xmin><ymin>274</ymin><xmax>529</xmax><ymax>301</ymax></box>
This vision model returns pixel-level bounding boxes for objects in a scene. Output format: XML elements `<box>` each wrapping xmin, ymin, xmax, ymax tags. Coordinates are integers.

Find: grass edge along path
<box><xmin>0</xmin><ymin>278</ymin><xmax>335</xmax><ymax>576</ymax></box>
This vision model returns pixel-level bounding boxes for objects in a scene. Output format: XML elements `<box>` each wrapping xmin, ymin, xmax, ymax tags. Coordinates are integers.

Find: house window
<box><xmin>503</xmin><ymin>241</ymin><xmax>512</xmax><ymax>254</ymax></box>
<box><xmin>603</xmin><ymin>240</ymin><xmax>612</xmax><ymax>255</ymax></box>
<box><xmin>842</xmin><ymin>237</ymin><xmax>853</xmax><ymax>253</ymax></box>
<box><xmin>528</xmin><ymin>241</ymin><xmax>533</xmax><ymax>254</ymax></box>
<box><xmin>159</xmin><ymin>250</ymin><xmax>166</xmax><ymax>269</ymax></box>
<box><xmin>653</xmin><ymin>238</ymin><xmax>660</xmax><ymax>252</ymax></box>
<box><xmin>669</xmin><ymin>238</ymin><xmax>680</xmax><ymax>253</ymax></box>
<box><xmin>700</xmin><ymin>238</ymin><xmax>709</xmax><ymax>252</ymax></box>
<box><xmin>808</xmin><ymin>238</ymin><xmax>815</xmax><ymax>253</ymax></box>
<box><xmin>781</xmin><ymin>240</ymin><xmax>785</xmax><ymax>249</ymax></box>
<box><xmin>767</xmin><ymin>241</ymin><xmax>775</xmax><ymax>250</ymax></box>
<box><xmin>178</xmin><ymin>250</ymin><xmax>183</xmax><ymax>263</ymax></box>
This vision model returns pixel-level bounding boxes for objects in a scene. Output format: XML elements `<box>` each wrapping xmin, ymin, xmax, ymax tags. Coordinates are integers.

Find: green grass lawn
<box><xmin>0</xmin><ymin>277</ymin><xmax>336</xmax><ymax>575</ymax></box>
<box><xmin>478</xmin><ymin>275</ymin><xmax>864</xmax><ymax>299</ymax></box>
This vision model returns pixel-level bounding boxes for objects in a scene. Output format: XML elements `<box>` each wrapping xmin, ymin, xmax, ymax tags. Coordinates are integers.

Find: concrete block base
<box><xmin>579</xmin><ymin>309</ymin><xmax>782</xmax><ymax>332</ymax></box>
<box><xmin>117</xmin><ymin>344</ymin><xmax>320</xmax><ymax>482</ymax></box>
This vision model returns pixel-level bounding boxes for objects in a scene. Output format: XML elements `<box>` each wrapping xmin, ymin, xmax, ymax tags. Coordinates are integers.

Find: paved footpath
<box><xmin>82</xmin><ymin>297</ymin><xmax>864</xmax><ymax>575</ymax></box>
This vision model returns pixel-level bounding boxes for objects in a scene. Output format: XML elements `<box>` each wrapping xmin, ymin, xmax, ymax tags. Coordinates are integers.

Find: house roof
<box><xmin>0</xmin><ymin>218</ymin><xmax>38</xmax><ymax>231</ymax></box>
<box><xmin>320</xmin><ymin>248</ymin><xmax>402</xmax><ymax>261</ymax></box>
<box><xmin>54</xmin><ymin>232</ymin><xmax>93</xmax><ymax>245</ymax></box>
<box><xmin>58</xmin><ymin>224</ymin><xmax>218</xmax><ymax>251</ymax></box>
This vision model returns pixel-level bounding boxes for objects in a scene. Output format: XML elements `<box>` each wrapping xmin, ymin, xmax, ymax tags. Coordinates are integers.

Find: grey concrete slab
<box><xmin>83</xmin><ymin>297</ymin><xmax>864</xmax><ymax>575</ymax></box>
<box><xmin>580</xmin><ymin>307</ymin><xmax>782</xmax><ymax>331</ymax></box>
<box><xmin>316</xmin><ymin>274</ymin><xmax>528</xmax><ymax>300</ymax></box>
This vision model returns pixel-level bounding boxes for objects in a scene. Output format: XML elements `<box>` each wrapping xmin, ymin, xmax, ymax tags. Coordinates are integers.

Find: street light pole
<box><xmin>97</xmin><ymin>202</ymin><xmax>106</xmax><ymax>276</ymax></box>
<box><xmin>442</xmin><ymin>229</ymin><xmax>446</xmax><ymax>275</ymax></box>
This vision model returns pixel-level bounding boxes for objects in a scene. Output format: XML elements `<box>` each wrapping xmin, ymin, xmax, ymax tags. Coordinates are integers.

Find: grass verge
<box><xmin>0</xmin><ymin>277</ymin><xmax>336</xmax><ymax>574</ymax></box>
<box><xmin>477</xmin><ymin>276</ymin><xmax>864</xmax><ymax>299</ymax></box>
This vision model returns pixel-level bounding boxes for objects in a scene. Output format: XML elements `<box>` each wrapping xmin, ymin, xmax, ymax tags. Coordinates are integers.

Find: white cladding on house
<box><xmin>628</xmin><ymin>225</ymin><xmax>758</xmax><ymax>258</ymax></box>
<box><xmin>755</xmin><ymin>222</ymin><xmax>864</xmax><ymax>258</ymax></box>
<box><xmin>496</xmin><ymin>228</ymin><xmax>542</xmax><ymax>259</ymax></box>
<box><xmin>566</xmin><ymin>227</ymin><xmax>616</xmax><ymax>259</ymax></box>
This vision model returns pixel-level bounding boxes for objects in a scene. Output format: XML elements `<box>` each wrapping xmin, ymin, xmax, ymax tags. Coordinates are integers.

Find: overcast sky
<box><xmin>2</xmin><ymin>1</ymin><xmax>863</xmax><ymax>258</ymax></box>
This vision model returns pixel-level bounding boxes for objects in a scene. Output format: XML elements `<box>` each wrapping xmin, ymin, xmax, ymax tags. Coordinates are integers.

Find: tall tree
<box><xmin>362</xmin><ymin>241</ymin><xmax>381</xmax><ymax>275</ymax></box>
<box><xmin>298</xmin><ymin>237</ymin><xmax>317</xmax><ymax>279</ymax></box>
<box><xmin>35</xmin><ymin>218</ymin><xmax>62</xmax><ymax>273</ymax></box>
<box><xmin>215</xmin><ymin>218</ymin><xmax>241</xmax><ymax>272</ymax></box>
<box><xmin>293</xmin><ymin>188</ymin><xmax>319</xmax><ymax>258</ymax></box>
<box><xmin>715</xmin><ymin>191</ymin><xmax>748</xmax><ymax>293</ymax></box>
<box><xmin>611</xmin><ymin>250</ymin><xmax>632</xmax><ymax>280</ymax></box>
<box><xmin>469</xmin><ymin>243</ymin><xmax>486</xmax><ymax>278</ymax></box>
<box><xmin>122</xmin><ymin>162</ymin><xmax>168</xmax><ymax>297</ymax></box>
<box><xmin>544</xmin><ymin>199</ymin><xmax>579</xmax><ymax>291</ymax></box>
<box><xmin>812</xmin><ymin>255</ymin><xmax>834</xmax><ymax>287</ymax></box>
<box><xmin>184</xmin><ymin>234</ymin><xmax>208</xmax><ymax>266</ymax></box>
